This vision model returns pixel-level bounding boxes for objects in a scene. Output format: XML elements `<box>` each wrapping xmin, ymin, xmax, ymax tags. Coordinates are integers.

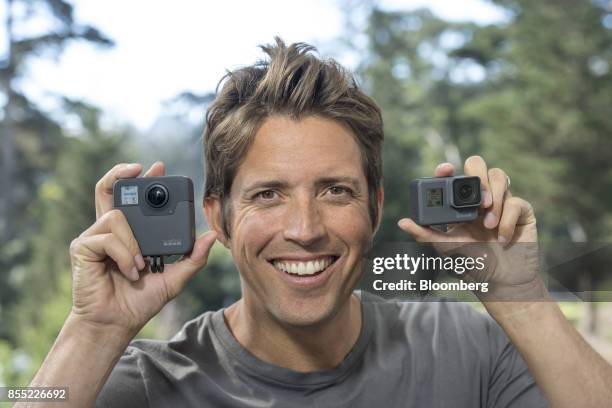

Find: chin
<box><xmin>270</xmin><ymin>292</ymin><xmax>343</xmax><ymax>328</ymax></box>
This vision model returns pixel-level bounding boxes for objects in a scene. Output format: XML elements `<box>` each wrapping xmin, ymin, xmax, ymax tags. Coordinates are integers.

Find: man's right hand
<box><xmin>68</xmin><ymin>161</ymin><xmax>217</xmax><ymax>337</ymax></box>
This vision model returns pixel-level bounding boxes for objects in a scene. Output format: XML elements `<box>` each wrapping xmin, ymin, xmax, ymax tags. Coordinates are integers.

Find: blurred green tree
<box><xmin>346</xmin><ymin>0</ymin><xmax>612</xmax><ymax>242</ymax></box>
<box><xmin>0</xmin><ymin>0</ymin><xmax>113</xmax><ymax>342</ymax></box>
<box><xmin>352</xmin><ymin>8</ymin><xmax>487</xmax><ymax>242</ymax></box>
<box><xmin>454</xmin><ymin>0</ymin><xmax>612</xmax><ymax>241</ymax></box>
<box><xmin>1</xmin><ymin>100</ymin><xmax>134</xmax><ymax>385</ymax></box>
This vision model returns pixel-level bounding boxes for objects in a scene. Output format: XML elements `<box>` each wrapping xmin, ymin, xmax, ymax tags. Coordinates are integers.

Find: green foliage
<box><xmin>177</xmin><ymin>241</ymin><xmax>241</xmax><ymax>319</ymax></box>
<box><xmin>355</xmin><ymin>1</ymin><xmax>612</xmax><ymax>243</ymax></box>
<box><xmin>462</xmin><ymin>0</ymin><xmax>612</xmax><ymax>241</ymax></box>
<box><xmin>0</xmin><ymin>0</ymin><xmax>114</xmax><ymax>348</ymax></box>
<box><xmin>1</xmin><ymin>103</ymin><xmax>133</xmax><ymax>385</ymax></box>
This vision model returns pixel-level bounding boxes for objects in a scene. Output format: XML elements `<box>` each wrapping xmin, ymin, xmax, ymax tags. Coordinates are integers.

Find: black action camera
<box><xmin>113</xmin><ymin>176</ymin><xmax>195</xmax><ymax>272</ymax></box>
<box><xmin>410</xmin><ymin>176</ymin><xmax>481</xmax><ymax>226</ymax></box>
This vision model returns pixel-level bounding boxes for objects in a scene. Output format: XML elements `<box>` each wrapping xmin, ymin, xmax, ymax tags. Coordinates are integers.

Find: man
<box><xmin>22</xmin><ymin>38</ymin><xmax>612</xmax><ymax>407</ymax></box>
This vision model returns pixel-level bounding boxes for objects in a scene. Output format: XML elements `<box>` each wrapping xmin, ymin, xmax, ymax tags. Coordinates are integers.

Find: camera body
<box><xmin>113</xmin><ymin>176</ymin><xmax>195</xmax><ymax>257</ymax></box>
<box><xmin>410</xmin><ymin>176</ymin><xmax>481</xmax><ymax>226</ymax></box>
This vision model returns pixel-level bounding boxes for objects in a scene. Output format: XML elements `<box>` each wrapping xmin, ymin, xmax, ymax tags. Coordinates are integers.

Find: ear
<box><xmin>204</xmin><ymin>195</ymin><xmax>229</xmax><ymax>248</ymax></box>
<box><xmin>373</xmin><ymin>187</ymin><xmax>385</xmax><ymax>236</ymax></box>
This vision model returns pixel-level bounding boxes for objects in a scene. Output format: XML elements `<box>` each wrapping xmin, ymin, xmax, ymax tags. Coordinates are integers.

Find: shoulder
<box><xmin>359</xmin><ymin>290</ymin><xmax>510</xmax><ymax>356</ymax></box>
<box><xmin>362</xmin><ymin>291</ymin><xmax>496</xmax><ymax>333</ymax></box>
<box><xmin>96</xmin><ymin>310</ymin><xmax>217</xmax><ymax>407</ymax></box>
<box><xmin>95</xmin><ymin>346</ymin><xmax>148</xmax><ymax>408</ymax></box>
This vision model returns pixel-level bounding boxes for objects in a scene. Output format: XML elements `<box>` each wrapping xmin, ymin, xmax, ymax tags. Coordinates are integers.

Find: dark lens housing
<box><xmin>452</xmin><ymin>177</ymin><xmax>481</xmax><ymax>207</ymax></box>
<box><xmin>146</xmin><ymin>184</ymin><xmax>169</xmax><ymax>208</ymax></box>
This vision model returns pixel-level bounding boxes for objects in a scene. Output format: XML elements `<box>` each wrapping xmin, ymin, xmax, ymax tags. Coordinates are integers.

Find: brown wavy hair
<box><xmin>203</xmin><ymin>37</ymin><xmax>384</xmax><ymax>237</ymax></box>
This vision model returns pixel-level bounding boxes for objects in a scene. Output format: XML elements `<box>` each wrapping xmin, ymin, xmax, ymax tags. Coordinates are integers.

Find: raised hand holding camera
<box><xmin>68</xmin><ymin>161</ymin><xmax>215</xmax><ymax>336</ymax></box>
<box><xmin>400</xmin><ymin>156</ymin><xmax>545</xmax><ymax>303</ymax></box>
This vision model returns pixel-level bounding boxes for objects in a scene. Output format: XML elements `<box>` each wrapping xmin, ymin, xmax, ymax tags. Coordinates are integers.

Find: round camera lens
<box><xmin>146</xmin><ymin>185</ymin><xmax>168</xmax><ymax>208</ymax></box>
<box><xmin>459</xmin><ymin>184</ymin><xmax>473</xmax><ymax>199</ymax></box>
<box><xmin>452</xmin><ymin>177</ymin><xmax>481</xmax><ymax>207</ymax></box>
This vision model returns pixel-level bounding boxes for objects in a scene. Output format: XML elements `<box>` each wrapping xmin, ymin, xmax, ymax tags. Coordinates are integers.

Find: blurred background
<box><xmin>1</xmin><ymin>0</ymin><xmax>612</xmax><ymax>387</ymax></box>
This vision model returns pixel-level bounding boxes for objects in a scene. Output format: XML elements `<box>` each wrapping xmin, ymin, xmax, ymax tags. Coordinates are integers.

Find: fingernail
<box><xmin>130</xmin><ymin>266</ymin><xmax>139</xmax><ymax>281</ymax></box>
<box><xmin>484</xmin><ymin>212</ymin><xmax>497</xmax><ymax>229</ymax></box>
<box><xmin>126</xmin><ymin>163</ymin><xmax>139</xmax><ymax>171</ymax></box>
<box><xmin>498</xmin><ymin>235</ymin><xmax>507</xmax><ymax>244</ymax></box>
<box><xmin>135</xmin><ymin>254</ymin><xmax>145</xmax><ymax>270</ymax></box>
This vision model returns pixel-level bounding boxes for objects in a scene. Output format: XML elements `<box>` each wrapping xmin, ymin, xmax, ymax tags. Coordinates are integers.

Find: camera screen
<box><xmin>121</xmin><ymin>186</ymin><xmax>139</xmax><ymax>205</ymax></box>
<box><xmin>426</xmin><ymin>188</ymin><xmax>443</xmax><ymax>207</ymax></box>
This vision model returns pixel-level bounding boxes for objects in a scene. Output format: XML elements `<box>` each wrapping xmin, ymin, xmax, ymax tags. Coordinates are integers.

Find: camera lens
<box><xmin>146</xmin><ymin>184</ymin><xmax>169</xmax><ymax>208</ymax></box>
<box><xmin>458</xmin><ymin>184</ymin><xmax>473</xmax><ymax>200</ymax></box>
<box><xmin>452</xmin><ymin>177</ymin><xmax>481</xmax><ymax>207</ymax></box>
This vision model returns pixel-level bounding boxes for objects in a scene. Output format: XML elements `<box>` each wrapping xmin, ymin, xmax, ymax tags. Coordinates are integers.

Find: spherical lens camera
<box><xmin>146</xmin><ymin>184</ymin><xmax>169</xmax><ymax>208</ymax></box>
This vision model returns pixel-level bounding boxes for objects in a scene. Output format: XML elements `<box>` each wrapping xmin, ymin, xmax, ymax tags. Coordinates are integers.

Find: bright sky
<box><xmin>1</xmin><ymin>0</ymin><xmax>507</xmax><ymax>131</ymax></box>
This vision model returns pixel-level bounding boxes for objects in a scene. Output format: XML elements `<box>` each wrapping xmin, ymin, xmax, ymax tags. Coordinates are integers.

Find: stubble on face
<box><xmin>226</xmin><ymin>115</ymin><xmax>375</xmax><ymax>328</ymax></box>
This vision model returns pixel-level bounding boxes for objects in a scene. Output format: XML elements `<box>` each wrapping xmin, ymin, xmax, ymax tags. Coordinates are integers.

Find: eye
<box><xmin>255</xmin><ymin>190</ymin><xmax>277</xmax><ymax>200</ymax></box>
<box><xmin>327</xmin><ymin>185</ymin><xmax>352</xmax><ymax>196</ymax></box>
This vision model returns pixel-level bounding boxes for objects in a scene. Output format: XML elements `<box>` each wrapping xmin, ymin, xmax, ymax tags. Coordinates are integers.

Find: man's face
<box><xmin>223</xmin><ymin>115</ymin><xmax>377</xmax><ymax>326</ymax></box>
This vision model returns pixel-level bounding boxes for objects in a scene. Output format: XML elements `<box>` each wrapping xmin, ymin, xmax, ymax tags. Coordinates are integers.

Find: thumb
<box><xmin>398</xmin><ymin>218</ymin><xmax>446</xmax><ymax>243</ymax></box>
<box><xmin>164</xmin><ymin>231</ymin><xmax>218</xmax><ymax>297</ymax></box>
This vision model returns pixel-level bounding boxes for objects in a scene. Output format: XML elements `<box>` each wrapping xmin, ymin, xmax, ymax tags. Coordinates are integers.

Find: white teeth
<box><xmin>272</xmin><ymin>257</ymin><xmax>334</xmax><ymax>276</ymax></box>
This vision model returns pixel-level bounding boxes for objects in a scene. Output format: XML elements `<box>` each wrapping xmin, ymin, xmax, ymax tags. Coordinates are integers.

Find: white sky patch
<box><xmin>0</xmin><ymin>0</ymin><xmax>507</xmax><ymax>131</ymax></box>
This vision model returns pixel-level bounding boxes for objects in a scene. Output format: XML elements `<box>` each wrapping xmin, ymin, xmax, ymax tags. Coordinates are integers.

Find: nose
<box><xmin>283</xmin><ymin>195</ymin><xmax>326</xmax><ymax>246</ymax></box>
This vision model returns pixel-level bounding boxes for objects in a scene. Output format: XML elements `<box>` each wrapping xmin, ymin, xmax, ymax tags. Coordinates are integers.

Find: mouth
<box><xmin>270</xmin><ymin>256</ymin><xmax>340</xmax><ymax>278</ymax></box>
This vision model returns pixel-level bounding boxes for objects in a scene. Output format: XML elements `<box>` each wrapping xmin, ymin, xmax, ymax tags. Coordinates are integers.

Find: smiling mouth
<box><xmin>271</xmin><ymin>256</ymin><xmax>339</xmax><ymax>277</ymax></box>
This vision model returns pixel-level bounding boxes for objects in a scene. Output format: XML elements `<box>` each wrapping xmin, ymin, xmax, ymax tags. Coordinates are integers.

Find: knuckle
<box><xmin>69</xmin><ymin>237</ymin><xmax>81</xmax><ymax>255</ymax></box>
<box><xmin>96</xmin><ymin>164</ymin><xmax>126</xmax><ymax>190</ymax></box>
<box><xmin>506</xmin><ymin>196</ymin><xmax>522</xmax><ymax>207</ymax></box>
<box><xmin>107</xmin><ymin>208</ymin><xmax>126</xmax><ymax>224</ymax></box>
<box><xmin>94</xmin><ymin>178</ymin><xmax>104</xmax><ymax>193</ymax></box>
<box><xmin>520</xmin><ymin>198</ymin><xmax>534</xmax><ymax>213</ymax></box>
<box><xmin>112</xmin><ymin>163</ymin><xmax>128</xmax><ymax>172</ymax></box>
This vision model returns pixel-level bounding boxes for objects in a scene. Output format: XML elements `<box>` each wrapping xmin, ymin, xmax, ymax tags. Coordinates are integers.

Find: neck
<box><xmin>224</xmin><ymin>294</ymin><xmax>362</xmax><ymax>372</ymax></box>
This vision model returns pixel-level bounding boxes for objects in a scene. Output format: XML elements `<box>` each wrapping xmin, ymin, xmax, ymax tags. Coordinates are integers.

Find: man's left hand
<box><xmin>398</xmin><ymin>155</ymin><xmax>547</xmax><ymax>302</ymax></box>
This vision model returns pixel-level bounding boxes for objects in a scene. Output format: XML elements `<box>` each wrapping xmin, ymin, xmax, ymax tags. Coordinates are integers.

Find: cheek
<box><xmin>230</xmin><ymin>207</ymin><xmax>279</xmax><ymax>259</ymax></box>
<box><xmin>231</xmin><ymin>201</ymin><xmax>373</xmax><ymax>250</ymax></box>
<box><xmin>324</xmin><ymin>204</ymin><xmax>373</xmax><ymax>245</ymax></box>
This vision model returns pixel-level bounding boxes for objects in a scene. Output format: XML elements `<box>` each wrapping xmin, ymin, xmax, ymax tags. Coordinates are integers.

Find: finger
<box><xmin>483</xmin><ymin>168</ymin><xmax>509</xmax><ymax>229</ymax></box>
<box><xmin>95</xmin><ymin>163</ymin><xmax>143</xmax><ymax>219</ymax></box>
<box><xmin>163</xmin><ymin>231</ymin><xmax>218</xmax><ymax>298</ymax></box>
<box><xmin>497</xmin><ymin>196</ymin><xmax>536</xmax><ymax>244</ymax></box>
<box><xmin>73</xmin><ymin>233</ymin><xmax>140</xmax><ymax>281</ymax></box>
<box><xmin>398</xmin><ymin>218</ymin><xmax>448</xmax><ymax>243</ymax></box>
<box><xmin>143</xmin><ymin>161</ymin><xmax>165</xmax><ymax>177</ymax></box>
<box><xmin>434</xmin><ymin>162</ymin><xmax>455</xmax><ymax>178</ymax></box>
<box><xmin>80</xmin><ymin>209</ymin><xmax>145</xmax><ymax>270</ymax></box>
<box><xmin>464</xmin><ymin>155</ymin><xmax>492</xmax><ymax>208</ymax></box>
<box><xmin>446</xmin><ymin>222</ymin><xmax>467</xmax><ymax>232</ymax></box>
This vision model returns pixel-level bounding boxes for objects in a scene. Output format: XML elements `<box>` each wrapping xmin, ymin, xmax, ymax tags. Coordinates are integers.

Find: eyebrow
<box><xmin>242</xmin><ymin>176</ymin><xmax>362</xmax><ymax>194</ymax></box>
<box><xmin>314</xmin><ymin>177</ymin><xmax>361</xmax><ymax>190</ymax></box>
<box><xmin>242</xmin><ymin>180</ymin><xmax>290</xmax><ymax>194</ymax></box>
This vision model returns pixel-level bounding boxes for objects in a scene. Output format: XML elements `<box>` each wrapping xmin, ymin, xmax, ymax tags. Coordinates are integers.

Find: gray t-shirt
<box><xmin>96</xmin><ymin>291</ymin><xmax>548</xmax><ymax>407</ymax></box>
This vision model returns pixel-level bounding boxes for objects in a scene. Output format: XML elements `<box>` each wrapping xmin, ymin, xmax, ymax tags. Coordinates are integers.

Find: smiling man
<box><xmin>22</xmin><ymin>38</ymin><xmax>612</xmax><ymax>408</ymax></box>
<box><xmin>214</xmin><ymin>116</ymin><xmax>371</xmax><ymax>370</ymax></box>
